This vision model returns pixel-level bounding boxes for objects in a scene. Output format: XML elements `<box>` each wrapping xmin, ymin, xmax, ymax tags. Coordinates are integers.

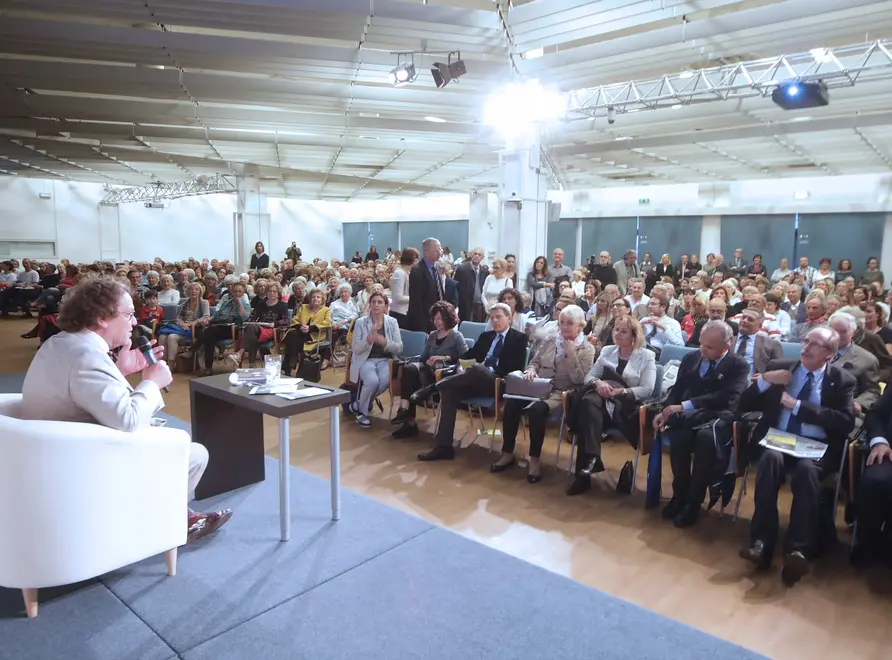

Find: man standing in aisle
<box><xmin>550</xmin><ymin>249</ymin><xmax>573</xmax><ymax>288</ymax></box>
<box><xmin>407</xmin><ymin>237</ymin><xmax>443</xmax><ymax>332</ymax></box>
<box><xmin>454</xmin><ymin>247</ymin><xmax>488</xmax><ymax>323</ymax></box>
<box><xmin>614</xmin><ymin>249</ymin><xmax>639</xmax><ymax>295</ymax></box>
<box><xmin>20</xmin><ymin>275</ymin><xmax>232</xmax><ymax>543</ymax></box>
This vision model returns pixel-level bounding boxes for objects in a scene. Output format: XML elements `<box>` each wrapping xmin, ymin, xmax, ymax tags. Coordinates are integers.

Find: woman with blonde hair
<box><xmin>282</xmin><ymin>288</ymin><xmax>332</xmax><ymax>375</ymax></box>
<box><xmin>158</xmin><ymin>281</ymin><xmax>210</xmax><ymax>370</ymax></box>
<box><xmin>481</xmin><ymin>257</ymin><xmax>513</xmax><ymax>315</ymax></box>
<box><xmin>567</xmin><ymin>315</ymin><xmax>656</xmax><ymax>495</ymax></box>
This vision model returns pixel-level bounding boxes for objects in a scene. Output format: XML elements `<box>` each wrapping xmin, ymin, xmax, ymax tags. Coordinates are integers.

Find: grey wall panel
<box><xmin>399</xmin><ymin>220</ymin><xmax>468</xmax><ymax>257</ymax></box>
<box><xmin>342</xmin><ymin>222</ymin><xmax>370</xmax><ymax>261</ymax></box>
<box><xmin>580</xmin><ymin>217</ymin><xmax>638</xmax><ymax>265</ymax></box>
<box><xmin>721</xmin><ymin>215</ymin><xmax>795</xmax><ymax>274</ymax></box>
<box><xmin>366</xmin><ymin>222</ymin><xmax>399</xmax><ymax>256</ymax></box>
<box><xmin>546</xmin><ymin>219</ymin><xmax>578</xmax><ymax>266</ymax></box>
<box><xmin>638</xmin><ymin>216</ymin><xmax>701</xmax><ymax>263</ymax></box>
<box><xmin>797</xmin><ymin>213</ymin><xmax>885</xmax><ymax>273</ymax></box>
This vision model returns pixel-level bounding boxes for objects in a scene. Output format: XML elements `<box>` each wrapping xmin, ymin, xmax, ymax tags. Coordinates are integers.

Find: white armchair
<box><xmin>0</xmin><ymin>394</ymin><xmax>190</xmax><ymax>618</ymax></box>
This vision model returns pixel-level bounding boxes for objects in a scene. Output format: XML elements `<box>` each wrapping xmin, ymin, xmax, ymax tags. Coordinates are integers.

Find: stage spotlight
<box><xmin>431</xmin><ymin>53</ymin><xmax>466</xmax><ymax>88</ymax></box>
<box><xmin>388</xmin><ymin>62</ymin><xmax>417</xmax><ymax>87</ymax></box>
<box><xmin>771</xmin><ymin>80</ymin><xmax>828</xmax><ymax>110</ymax></box>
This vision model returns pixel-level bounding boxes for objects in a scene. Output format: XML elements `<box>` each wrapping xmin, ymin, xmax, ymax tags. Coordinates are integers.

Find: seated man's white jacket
<box><xmin>21</xmin><ymin>330</ymin><xmax>163</xmax><ymax>432</ymax></box>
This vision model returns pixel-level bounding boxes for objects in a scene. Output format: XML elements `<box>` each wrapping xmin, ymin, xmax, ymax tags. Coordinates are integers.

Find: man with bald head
<box><xmin>654</xmin><ymin>320</ymin><xmax>749</xmax><ymax>528</ymax></box>
<box><xmin>738</xmin><ymin>326</ymin><xmax>856</xmax><ymax>586</ymax></box>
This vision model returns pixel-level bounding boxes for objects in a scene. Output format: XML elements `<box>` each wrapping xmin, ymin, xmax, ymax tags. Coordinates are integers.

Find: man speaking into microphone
<box><xmin>20</xmin><ymin>274</ymin><xmax>231</xmax><ymax>543</ymax></box>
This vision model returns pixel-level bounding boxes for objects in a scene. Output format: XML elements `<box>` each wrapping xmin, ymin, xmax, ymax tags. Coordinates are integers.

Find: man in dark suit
<box><xmin>675</xmin><ymin>254</ymin><xmax>694</xmax><ymax>283</ymax></box>
<box><xmin>589</xmin><ymin>251</ymin><xmax>618</xmax><ymax>287</ymax></box>
<box><xmin>828</xmin><ymin>311</ymin><xmax>880</xmax><ymax>417</ymax></box>
<box><xmin>852</xmin><ymin>385</ymin><xmax>892</xmax><ymax>567</ymax></box>
<box><xmin>418</xmin><ymin>303</ymin><xmax>527</xmax><ymax>462</ymax></box>
<box><xmin>654</xmin><ymin>320</ymin><xmax>749</xmax><ymax>527</ymax></box>
<box><xmin>734</xmin><ymin>308</ymin><xmax>783</xmax><ymax>378</ymax></box>
<box><xmin>407</xmin><ymin>237</ymin><xmax>443</xmax><ymax>332</ymax></box>
<box><xmin>729</xmin><ymin>248</ymin><xmax>748</xmax><ymax>279</ymax></box>
<box><xmin>738</xmin><ymin>327</ymin><xmax>856</xmax><ymax>586</ymax></box>
<box><xmin>453</xmin><ymin>247</ymin><xmax>488</xmax><ymax>322</ymax></box>
<box><xmin>710</xmin><ymin>253</ymin><xmax>732</xmax><ymax>279</ymax></box>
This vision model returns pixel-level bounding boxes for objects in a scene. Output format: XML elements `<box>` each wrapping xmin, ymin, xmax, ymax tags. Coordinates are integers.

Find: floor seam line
<box><xmin>97</xmin><ymin>578</ymin><xmax>179</xmax><ymax>658</ymax></box>
<box><xmin>175</xmin><ymin>526</ymin><xmax>435</xmax><ymax>654</ymax></box>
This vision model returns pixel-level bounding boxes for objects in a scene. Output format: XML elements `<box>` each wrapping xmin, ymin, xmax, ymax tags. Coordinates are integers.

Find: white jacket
<box><xmin>20</xmin><ymin>330</ymin><xmax>163</xmax><ymax>432</ymax></box>
<box><xmin>349</xmin><ymin>315</ymin><xmax>403</xmax><ymax>383</ymax></box>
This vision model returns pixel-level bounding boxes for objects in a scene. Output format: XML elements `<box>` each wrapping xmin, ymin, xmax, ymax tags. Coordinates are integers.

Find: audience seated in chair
<box><xmin>348</xmin><ymin>292</ymin><xmax>403</xmax><ymax>428</ymax></box>
<box><xmin>827</xmin><ymin>311</ymin><xmax>880</xmax><ymax>418</ymax></box>
<box><xmin>566</xmin><ymin>315</ymin><xmax>656</xmax><ymax>495</ymax></box>
<box><xmin>733</xmin><ymin>308</ymin><xmax>783</xmax><ymax>379</ymax></box>
<box><xmin>491</xmin><ymin>304</ymin><xmax>594</xmax><ymax>483</ymax></box>
<box><xmin>391</xmin><ymin>301</ymin><xmax>468</xmax><ymax>439</ymax></box>
<box><xmin>738</xmin><ymin>327</ymin><xmax>856</xmax><ymax>586</ymax></box>
<box><xmin>852</xmin><ymin>385</ymin><xmax>892</xmax><ymax>568</ymax></box>
<box><xmin>193</xmin><ymin>282</ymin><xmax>248</xmax><ymax>376</ymax></box>
<box><xmin>229</xmin><ymin>281</ymin><xmax>289</xmax><ymax>368</ymax></box>
<box><xmin>157</xmin><ymin>282</ymin><xmax>209</xmax><ymax>372</ymax></box>
<box><xmin>653</xmin><ymin>320</ymin><xmax>749</xmax><ymax>528</ymax></box>
<box><xmin>417</xmin><ymin>303</ymin><xmax>527</xmax><ymax>462</ymax></box>
<box><xmin>282</xmin><ymin>288</ymin><xmax>332</xmax><ymax>376</ymax></box>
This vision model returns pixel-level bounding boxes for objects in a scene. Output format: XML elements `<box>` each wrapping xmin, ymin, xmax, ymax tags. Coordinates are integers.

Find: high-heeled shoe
<box><xmin>527</xmin><ymin>472</ymin><xmax>542</xmax><ymax>484</ymax></box>
<box><xmin>489</xmin><ymin>457</ymin><xmax>515</xmax><ymax>473</ymax></box>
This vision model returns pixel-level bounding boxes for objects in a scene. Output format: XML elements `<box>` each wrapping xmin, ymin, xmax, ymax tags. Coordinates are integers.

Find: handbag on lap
<box><xmin>504</xmin><ymin>370</ymin><xmax>553</xmax><ymax>400</ymax></box>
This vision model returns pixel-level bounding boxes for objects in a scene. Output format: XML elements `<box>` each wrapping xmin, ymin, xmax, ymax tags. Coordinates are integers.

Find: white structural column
<box><xmin>496</xmin><ymin>132</ymin><xmax>549</xmax><ymax>280</ymax></box>
<box><xmin>234</xmin><ymin>173</ymin><xmax>270</xmax><ymax>273</ymax></box>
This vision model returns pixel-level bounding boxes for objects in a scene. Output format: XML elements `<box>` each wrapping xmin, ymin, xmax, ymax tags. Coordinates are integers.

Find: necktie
<box><xmin>832</xmin><ymin>351</ymin><xmax>842</xmax><ymax>364</ymax></box>
<box><xmin>433</xmin><ymin>267</ymin><xmax>443</xmax><ymax>301</ymax></box>
<box><xmin>786</xmin><ymin>372</ymin><xmax>814</xmax><ymax>435</ymax></box>
<box><xmin>484</xmin><ymin>334</ymin><xmax>504</xmax><ymax>369</ymax></box>
<box><xmin>704</xmin><ymin>359</ymin><xmax>716</xmax><ymax>378</ymax></box>
<box><xmin>736</xmin><ymin>334</ymin><xmax>749</xmax><ymax>356</ymax></box>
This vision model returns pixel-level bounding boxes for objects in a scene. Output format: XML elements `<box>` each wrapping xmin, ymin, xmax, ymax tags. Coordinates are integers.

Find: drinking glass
<box><xmin>264</xmin><ymin>354</ymin><xmax>282</xmax><ymax>382</ymax></box>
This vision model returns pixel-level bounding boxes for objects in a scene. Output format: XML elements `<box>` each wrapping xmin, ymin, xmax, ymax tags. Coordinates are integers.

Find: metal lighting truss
<box><xmin>101</xmin><ymin>174</ymin><xmax>236</xmax><ymax>204</ymax></box>
<box><xmin>566</xmin><ymin>39</ymin><xmax>892</xmax><ymax>119</ymax></box>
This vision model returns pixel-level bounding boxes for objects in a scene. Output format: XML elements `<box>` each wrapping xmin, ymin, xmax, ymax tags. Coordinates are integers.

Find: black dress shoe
<box><xmin>781</xmin><ymin>550</ymin><xmax>810</xmax><ymax>586</ymax></box>
<box><xmin>673</xmin><ymin>504</ymin><xmax>700</xmax><ymax>528</ymax></box>
<box><xmin>579</xmin><ymin>455</ymin><xmax>605</xmax><ymax>477</ymax></box>
<box><xmin>566</xmin><ymin>476</ymin><xmax>591</xmax><ymax>496</ymax></box>
<box><xmin>391</xmin><ymin>407</ymin><xmax>412</xmax><ymax>424</ymax></box>
<box><xmin>739</xmin><ymin>540</ymin><xmax>771</xmax><ymax>569</ymax></box>
<box><xmin>527</xmin><ymin>470</ymin><xmax>542</xmax><ymax>484</ymax></box>
<box><xmin>661</xmin><ymin>498</ymin><xmax>682</xmax><ymax>520</ymax></box>
<box><xmin>391</xmin><ymin>421</ymin><xmax>420</xmax><ymax>439</ymax></box>
<box><xmin>489</xmin><ymin>458</ymin><xmax>515</xmax><ymax>473</ymax></box>
<box><xmin>417</xmin><ymin>446</ymin><xmax>455</xmax><ymax>462</ymax></box>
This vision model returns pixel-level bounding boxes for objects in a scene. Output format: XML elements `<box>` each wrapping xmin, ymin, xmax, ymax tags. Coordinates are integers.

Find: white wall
<box><xmin>0</xmin><ymin>178</ymin><xmax>342</xmax><ymax>266</ymax></box>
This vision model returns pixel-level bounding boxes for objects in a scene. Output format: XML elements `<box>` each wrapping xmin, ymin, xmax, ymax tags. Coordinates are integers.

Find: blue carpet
<box><xmin>0</xmin><ymin>372</ymin><xmax>764</xmax><ymax>659</ymax></box>
<box><xmin>183</xmin><ymin>526</ymin><xmax>762</xmax><ymax>660</ymax></box>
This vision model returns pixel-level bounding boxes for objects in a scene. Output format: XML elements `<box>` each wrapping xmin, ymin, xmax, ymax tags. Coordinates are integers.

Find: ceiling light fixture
<box><xmin>424</xmin><ymin>116</ymin><xmax>447</xmax><ymax>123</ymax></box>
<box><xmin>671</xmin><ymin>104</ymin><xmax>682</xmax><ymax>109</ymax></box>
<box><xmin>484</xmin><ymin>79</ymin><xmax>566</xmax><ymax>140</ymax></box>
<box><xmin>810</xmin><ymin>47</ymin><xmax>833</xmax><ymax>63</ymax></box>
<box><xmin>388</xmin><ymin>54</ymin><xmax>417</xmax><ymax>87</ymax></box>
<box><xmin>431</xmin><ymin>52</ymin><xmax>466</xmax><ymax>88</ymax></box>
<box><xmin>771</xmin><ymin>80</ymin><xmax>829</xmax><ymax>110</ymax></box>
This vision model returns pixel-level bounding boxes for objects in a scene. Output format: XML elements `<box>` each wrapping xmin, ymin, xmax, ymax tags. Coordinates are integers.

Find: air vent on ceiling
<box><xmin>782</xmin><ymin>163</ymin><xmax>820</xmax><ymax>170</ymax></box>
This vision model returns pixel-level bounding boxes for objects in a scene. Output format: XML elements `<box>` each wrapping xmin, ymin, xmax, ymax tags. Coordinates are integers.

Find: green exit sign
<box><xmin>638</xmin><ymin>198</ymin><xmax>650</xmax><ymax>204</ymax></box>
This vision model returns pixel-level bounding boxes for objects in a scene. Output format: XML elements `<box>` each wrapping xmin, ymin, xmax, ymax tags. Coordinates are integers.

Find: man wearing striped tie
<box><xmin>738</xmin><ymin>326</ymin><xmax>856</xmax><ymax>586</ymax></box>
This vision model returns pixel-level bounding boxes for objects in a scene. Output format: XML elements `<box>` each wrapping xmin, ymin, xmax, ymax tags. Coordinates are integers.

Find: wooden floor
<box><xmin>3</xmin><ymin>318</ymin><xmax>891</xmax><ymax>659</ymax></box>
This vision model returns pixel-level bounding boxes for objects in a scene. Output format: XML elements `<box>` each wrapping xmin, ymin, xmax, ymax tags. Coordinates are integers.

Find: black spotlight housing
<box><xmin>771</xmin><ymin>80</ymin><xmax>829</xmax><ymax>110</ymax></box>
<box><xmin>431</xmin><ymin>52</ymin><xmax>466</xmax><ymax>88</ymax></box>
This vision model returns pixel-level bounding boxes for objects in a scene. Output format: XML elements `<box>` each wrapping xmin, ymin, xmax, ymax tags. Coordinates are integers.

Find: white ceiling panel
<box><xmin>0</xmin><ymin>0</ymin><xmax>889</xmax><ymax>198</ymax></box>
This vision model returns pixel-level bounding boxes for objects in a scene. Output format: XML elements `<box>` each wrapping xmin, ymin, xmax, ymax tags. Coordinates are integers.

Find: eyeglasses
<box><xmin>120</xmin><ymin>311</ymin><xmax>136</xmax><ymax>321</ymax></box>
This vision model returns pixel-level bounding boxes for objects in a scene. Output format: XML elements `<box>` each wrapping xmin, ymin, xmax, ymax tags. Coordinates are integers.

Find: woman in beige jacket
<box><xmin>490</xmin><ymin>304</ymin><xmax>595</xmax><ymax>483</ymax></box>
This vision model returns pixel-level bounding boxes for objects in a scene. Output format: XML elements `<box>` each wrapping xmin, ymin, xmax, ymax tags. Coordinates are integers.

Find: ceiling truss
<box><xmin>567</xmin><ymin>40</ymin><xmax>892</xmax><ymax>119</ymax></box>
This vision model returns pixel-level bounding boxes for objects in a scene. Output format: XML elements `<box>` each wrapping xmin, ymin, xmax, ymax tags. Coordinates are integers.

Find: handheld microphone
<box><xmin>135</xmin><ymin>335</ymin><xmax>169</xmax><ymax>393</ymax></box>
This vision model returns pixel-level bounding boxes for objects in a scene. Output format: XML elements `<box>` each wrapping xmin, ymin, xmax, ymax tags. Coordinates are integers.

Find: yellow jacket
<box><xmin>288</xmin><ymin>304</ymin><xmax>332</xmax><ymax>352</ymax></box>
